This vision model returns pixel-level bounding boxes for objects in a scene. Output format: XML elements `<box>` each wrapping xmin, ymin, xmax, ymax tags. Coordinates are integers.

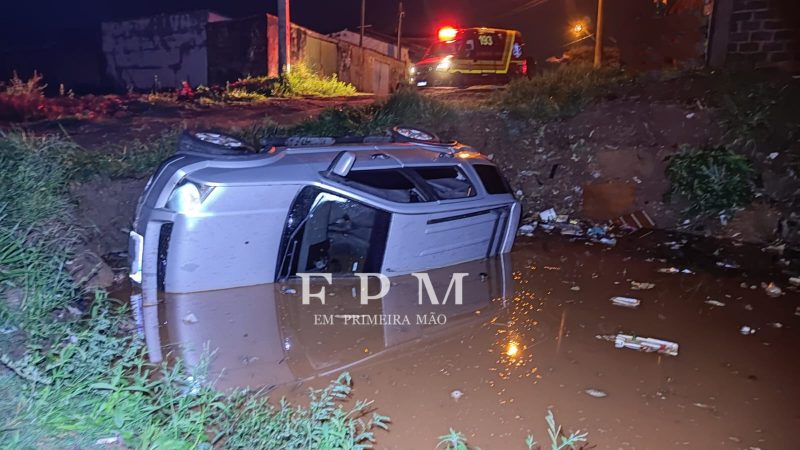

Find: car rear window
<box><xmin>473</xmin><ymin>164</ymin><xmax>511</xmax><ymax>195</ymax></box>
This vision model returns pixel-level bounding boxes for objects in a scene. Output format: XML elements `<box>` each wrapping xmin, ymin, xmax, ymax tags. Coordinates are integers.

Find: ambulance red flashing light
<box><xmin>438</xmin><ymin>26</ymin><xmax>459</xmax><ymax>43</ymax></box>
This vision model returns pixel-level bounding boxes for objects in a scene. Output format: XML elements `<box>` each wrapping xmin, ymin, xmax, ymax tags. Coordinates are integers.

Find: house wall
<box><xmin>329</xmin><ymin>29</ymin><xmax>410</xmax><ymax>62</ymax></box>
<box><xmin>101</xmin><ymin>11</ymin><xmax>221</xmax><ymax>90</ymax></box>
<box><xmin>710</xmin><ymin>0</ymin><xmax>800</xmax><ymax>66</ymax></box>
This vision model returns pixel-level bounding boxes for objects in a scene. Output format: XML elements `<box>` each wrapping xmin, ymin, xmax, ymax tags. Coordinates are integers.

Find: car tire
<box><xmin>177</xmin><ymin>130</ymin><xmax>253</xmax><ymax>156</ymax></box>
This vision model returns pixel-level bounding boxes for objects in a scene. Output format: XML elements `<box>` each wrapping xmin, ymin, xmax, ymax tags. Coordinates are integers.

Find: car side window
<box><xmin>413</xmin><ymin>166</ymin><xmax>476</xmax><ymax>199</ymax></box>
<box><xmin>343</xmin><ymin>169</ymin><xmax>428</xmax><ymax>203</ymax></box>
<box><xmin>473</xmin><ymin>164</ymin><xmax>511</xmax><ymax>195</ymax></box>
<box><xmin>276</xmin><ymin>187</ymin><xmax>390</xmax><ymax>279</ymax></box>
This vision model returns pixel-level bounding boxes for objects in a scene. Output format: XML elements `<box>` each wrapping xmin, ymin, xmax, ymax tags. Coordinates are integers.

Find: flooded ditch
<box><xmin>125</xmin><ymin>231</ymin><xmax>799</xmax><ymax>449</ymax></box>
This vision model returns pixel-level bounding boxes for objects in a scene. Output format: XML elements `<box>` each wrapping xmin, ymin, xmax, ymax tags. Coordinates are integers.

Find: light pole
<box><xmin>278</xmin><ymin>0</ymin><xmax>291</xmax><ymax>74</ymax></box>
<box><xmin>360</xmin><ymin>0</ymin><xmax>366</xmax><ymax>47</ymax></box>
<box><xmin>593</xmin><ymin>0</ymin><xmax>604</xmax><ymax>68</ymax></box>
<box><xmin>396</xmin><ymin>1</ymin><xmax>405</xmax><ymax>59</ymax></box>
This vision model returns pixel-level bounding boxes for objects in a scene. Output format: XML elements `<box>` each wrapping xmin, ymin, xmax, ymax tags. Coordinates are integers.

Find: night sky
<box><xmin>1</xmin><ymin>0</ymin><xmax>596</xmax><ymax>59</ymax></box>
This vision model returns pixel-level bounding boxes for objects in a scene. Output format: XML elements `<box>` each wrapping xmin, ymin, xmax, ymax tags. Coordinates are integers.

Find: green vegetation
<box><xmin>274</xmin><ymin>64</ymin><xmax>358</xmax><ymax>97</ymax></box>
<box><xmin>69</xmin><ymin>129</ymin><xmax>180</xmax><ymax>180</ymax></box>
<box><xmin>245</xmin><ymin>89</ymin><xmax>455</xmax><ymax>144</ymax></box>
<box><xmin>496</xmin><ymin>64</ymin><xmax>626</xmax><ymax>120</ymax></box>
<box><xmin>710</xmin><ymin>70</ymin><xmax>800</xmax><ymax>151</ymax></box>
<box><xmin>0</xmin><ymin>131</ymin><xmax>388</xmax><ymax>449</ymax></box>
<box><xmin>667</xmin><ymin>145</ymin><xmax>755</xmax><ymax>213</ymax></box>
<box><xmin>196</xmin><ymin>64</ymin><xmax>358</xmax><ymax>104</ymax></box>
<box><xmin>436</xmin><ymin>410</ymin><xmax>588</xmax><ymax>450</ymax></box>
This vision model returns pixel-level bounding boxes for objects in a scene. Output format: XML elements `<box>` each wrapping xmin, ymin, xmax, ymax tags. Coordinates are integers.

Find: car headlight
<box><xmin>409</xmin><ymin>66</ymin><xmax>416</xmax><ymax>75</ymax></box>
<box><xmin>166</xmin><ymin>181</ymin><xmax>214</xmax><ymax>212</ymax></box>
<box><xmin>436</xmin><ymin>56</ymin><xmax>453</xmax><ymax>71</ymax></box>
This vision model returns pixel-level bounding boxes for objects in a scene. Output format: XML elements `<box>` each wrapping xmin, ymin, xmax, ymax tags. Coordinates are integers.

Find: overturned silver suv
<box><xmin>130</xmin><ymin>127</ymin><xmax>520</xmax><ymax>293</ymax></box>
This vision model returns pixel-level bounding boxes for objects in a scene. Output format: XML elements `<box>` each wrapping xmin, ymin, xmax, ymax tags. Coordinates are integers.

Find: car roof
<box><xmin>185</xmin><ymin>142</ymin><xmax>494</xmax><ymax>186</ymax></box>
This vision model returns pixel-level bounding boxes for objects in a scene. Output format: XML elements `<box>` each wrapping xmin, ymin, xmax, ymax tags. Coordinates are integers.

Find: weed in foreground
<box><xmin>666</xmin><ymin>145</ymin><xmax>755</xmax><ymax>213</ymax></box>
<box><xmin>438</xmin><ymin>410</ymin><xmax>588</xmax><ymax>450</ymax></box>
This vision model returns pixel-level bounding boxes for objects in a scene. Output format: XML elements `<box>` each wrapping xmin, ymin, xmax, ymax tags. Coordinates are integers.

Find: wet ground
<box><xmin>140</xmin><ymin>230</ymin><xmax>799</xmax><ymax>449</ymax></box>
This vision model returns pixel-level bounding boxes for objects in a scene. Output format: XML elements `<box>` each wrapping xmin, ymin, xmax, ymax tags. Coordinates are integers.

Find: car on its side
<box><xmin>129</xmin><ymin>127</ymin><xmax>520</xmax><ymax>294</ymax></box>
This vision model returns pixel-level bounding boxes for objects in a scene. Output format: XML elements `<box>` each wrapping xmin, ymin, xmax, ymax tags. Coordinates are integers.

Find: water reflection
<box><xmin>157</xmin><ymin>256</ymin><xmax>513</xmax><ymax>390</ymax></box>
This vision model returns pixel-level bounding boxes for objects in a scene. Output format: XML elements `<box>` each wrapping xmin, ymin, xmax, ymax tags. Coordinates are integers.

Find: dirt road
<box><xmin>144</xmin><ymin>230</ymin><xmax>800</xmax><ymax>449</ymax></box>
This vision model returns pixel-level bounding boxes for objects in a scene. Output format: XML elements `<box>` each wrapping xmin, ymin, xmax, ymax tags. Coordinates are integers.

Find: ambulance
<box><xmin>410</xmin><ymin>26</ymin><xmax>529</xmax><ymax>87</ymax></box>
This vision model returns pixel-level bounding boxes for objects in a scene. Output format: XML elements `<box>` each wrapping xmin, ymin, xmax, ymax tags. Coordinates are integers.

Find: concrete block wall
<box><xmin>102</xmin><ymin>11</ymin><xmax>226</xmax><ymax>90</ymax></box>
<box><xmin>727</xmin><ymin>0</ymin><xmax>800</xmax><ymax>65</ymax></box>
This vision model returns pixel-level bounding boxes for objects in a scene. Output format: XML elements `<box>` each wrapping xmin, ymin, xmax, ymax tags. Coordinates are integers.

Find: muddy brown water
<box><xmin>129</xmin><ymin>231</ymin><xmax>799</xmax><ymax>449</ymax></box>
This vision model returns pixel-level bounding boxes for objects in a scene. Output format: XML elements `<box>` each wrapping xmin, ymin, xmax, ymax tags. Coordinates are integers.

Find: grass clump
<box><xmin>437</xmin><ymin>410</ymin><xmax>588</xmax><ymax>450</ymax></box>
<box><xmin>246</xmin><ymin>89</ymin><xmax>455</xmax><ymax>144</ymax></box>
<box><xmin>496</xmin><ymin>64</ymin><xmax>625</xmax><ymax>120</ymax></box>
<box><xmin>667</xmin><ymin>145</ymin><xmax>755</xmax><ymax>213</ymax></box>
<box><xmin>69</xmin><ymin>128</ymin><xmax>179</xmax><ymax>180</ymax></box>
<box><xmin>275</xmin><ymin>63</ymin><xmax>358</xmax><ymax>97</ymax></box>
<box><xmin>218</xmin><ymin>372</ymin><xmax>389</xmax><ymax>449</ymax></box>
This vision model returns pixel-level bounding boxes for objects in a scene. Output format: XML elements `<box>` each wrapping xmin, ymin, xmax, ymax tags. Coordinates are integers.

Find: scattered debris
<box><xmin>539</xmin><ymin>208</ymin><xmax>557</xmax><ymax>222</ymax></box>
<box><xmin>767</xmin><ymin>152</ymin><xmax>779</xmax><ymax>160</ymax></box>
<box><xmin>95</xmin><ymin>436</ymin><xmax>121</xmax><ymax>446</ymax></box>
<box><xmin>795</xmin><ymin>306</ymin><xmax>800</xmax><ymax>317</ymax></box>
<box><xmin>789</xmin><ymin>277</ymin><xmax>800</xmax><ymax>287</ymax></box>
<box><xmin>0</xmin><ymin>325</ymin><xmax>18</xmax><ymax>334</ymax></box>
<box><xmin>182</xmin><ymin>313</ymin><xmax>199</xmax><ymax>325</ymax></box>
<box><xmin>587</xmin><ymin>226</ymin><xmax>606</xmax><ymax>238</ymax></box>
<box><xmin>584</xmin><ymin>388</ymin><xmax>608</xmax><ymax>398</ymax></box>
<box><xmin>598</xmin><ymin>237</ymin><xmax>617</xmax><ymax>246</ymax></box>
<box><xmin>764</xmin><ymin>282</ymin><xmax>782</xmax><ymax>298</ymax></box>
<box><xmin>611</xmin><ymin>296</ymin><xmax>641</xmax><ymax>308</ymax></box>
<box><xmin>704</xmin><ymin>300</ymin><xmax>726</xmax><ymax>307</ymax></box>
<box><xmin>450</xmin><ymin>389</ymin><xmax>464</xmax><ymax>401</ymax></box>
<box><xmin>597</xmin><ymin>333</ymin><xmax>679</xmax><ymax>356</ymax></box>
<box><xmin>763</xmin><ymin>243</ymin><xmax>785</xmax><ymax>255</ymax></box>
<box><xmin>658</xmin><ymin>267</ymin><xmax>694</xmax><ymax>274</ymax></box>
<box><xmin>614</xmin><ymin>210</ymin><xmax>655</xmax><ymax>230</ymax></box>
<box><xmin>570</xmin><ymin>286</ymin><xmax>581</xmax><ymax>291</ymax></box>
<box><xmin>693</xmin><ymin>402</ymin><xmax>713</xmax><ymax>409</ymax></box>
<box><xmin>518</xmin><ymin>223</ymin><xmax>537</xmax><ymax>237</ymax></box>
<box><xmin>768</xmin><ymin>322</ymin><xmax>783</xmax><ymax>329</ymax></box>
<box><xmin>715</xmin><ymin>261</ymin><xmax>739</xmax><ymax>269</ymax></box>
<box><xmin>745</xmin><ymin>304</ymin><xmax>754</xmax><ymax>311</ymax></box>
<box><xmin>630</xmin><ymin>281</ymin><xmax>655</xmax><ymax>290</ymax></box>
<box><xmin>281</xmin><ymin>286</ymin><xmax>297</xmax><ymax>295</ymax></box>
<box><xmin>740</xmin><ymin>326</ymin><xmax>756</xmax><ymax>335</ymax></box>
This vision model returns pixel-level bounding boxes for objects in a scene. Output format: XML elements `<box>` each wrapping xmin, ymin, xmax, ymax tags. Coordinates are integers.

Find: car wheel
<box><xmin>177</xmin><ymin>130</ymin><xmax>253</xmax><ymax>155</ymax></box>
<box><xmin>391</xmin><ymin>126</ymin><xmax>440</xmax><ymax>143</ymax></box>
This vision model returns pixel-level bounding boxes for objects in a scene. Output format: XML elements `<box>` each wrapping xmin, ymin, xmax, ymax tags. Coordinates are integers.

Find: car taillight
<box><xmin>521</xmin><ymin>60</ymin><xmax>528</xmax><ymax>75</ymax></box>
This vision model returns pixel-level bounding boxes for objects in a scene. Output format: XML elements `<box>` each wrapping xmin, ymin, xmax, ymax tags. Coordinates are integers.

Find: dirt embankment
<box><xmin>450</xmin><ymin>99</ymin><xmax>720</xmax><ymax>229</ymax></box>
<box><xmin>437</xmin><ymin>80</ymin><xmax>798</xmax><ymax>246</ymax></box>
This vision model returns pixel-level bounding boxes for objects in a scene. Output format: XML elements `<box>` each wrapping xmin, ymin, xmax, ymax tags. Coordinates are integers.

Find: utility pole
<box><xmin>278</xmin><ymin>0</ymin><xmax>291</xmax><ymax>75</ymax></box>
<box><xmin>396</xmin><ymin>1</ymin><xmax>405</xmax><ymax>59</ymax></box>
<box><xmin>360</xmin><ymin>0</ymin><xmax>366</xmax><ymax>47</ymax></box>
<box><xmin>593</xmin><ymin>0</ymin><xmax>604</xmax><ymax>68</ymax></box>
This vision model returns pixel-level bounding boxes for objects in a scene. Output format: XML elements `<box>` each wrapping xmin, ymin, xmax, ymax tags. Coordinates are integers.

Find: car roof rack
<box><xmin>259</xmin><ymin>126</ymin><xmax>457</xmax><ymax>150</ymax></box>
